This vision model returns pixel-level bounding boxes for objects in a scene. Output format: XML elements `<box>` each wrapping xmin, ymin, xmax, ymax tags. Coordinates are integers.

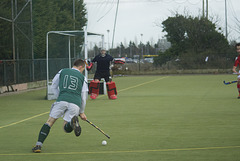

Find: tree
<box><xmin>0</xmin><ymin>1</ymin><xmax>31</xmax><ymax>60</ymax></box>
<box><xmin>145</xmin><ymin>41</ymin><xmax>155</xmax><ymax>55</ymax></box>
<box><xmin>158</xmin><ymin>14</ymin><xmax>231</xmax><ymax>68</ymax></box>
<box><xmin>130</xmin><ymin>42</ymin><xmax>139</xmax><ymax>57</ymax></box>
<box><xmin>0</xmin><ymin>18</ymin><xmax>12</xmax><ymax>59</ymax></box>
<box><xmin>33</xmin><ymin>0</ymin><xmax>87</xmax><ymax>58</ymax></box>
<box><xmin>0</xmin><ymin>0</ymin><xmax>87</xmax><ymax>59</ymax></box>
<box><xmin>162</xmin><ymin>14</ymin><xmax>229</xmax><ymax>55</ymax></box>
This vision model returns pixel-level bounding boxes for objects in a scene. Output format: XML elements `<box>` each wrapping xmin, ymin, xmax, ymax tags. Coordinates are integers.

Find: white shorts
<box><xmin>49</xmin><ymin>101</ymin><xmax>80</xmax><ymax>122</ymax></box>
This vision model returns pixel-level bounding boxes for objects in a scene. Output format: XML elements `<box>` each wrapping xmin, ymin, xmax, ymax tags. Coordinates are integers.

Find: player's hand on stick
<box><xmin>79</xmin><ymin>113</ymin><xmax>87</xmax><ymax>121</ymax></box>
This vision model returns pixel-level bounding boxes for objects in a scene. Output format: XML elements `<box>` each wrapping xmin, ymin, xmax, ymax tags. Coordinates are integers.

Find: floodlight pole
<box><xmin>73</xmin><ymin>0</ymin><xmax>75</xmax><ymax>29</ymax></box>
<box><xmin>101</xmin><ymin>35</ymin><xmax>105</xmax><ymax>49</ymax></box>
<box><xmin>84</xmin><ymin>26</ymin><xmax>88</xmax><ymax>80</ymax></box>
<box><xmin>202</xmin><ymin>0</ymin><xmax>208</xmax><ymax>19</ymax></box>
<box><xmin>225</xmin><ymin>0</ymin><xmax>228</xmax><ymax>39</ymax></box>
<box><xmin>206</xmin><ymin>0</ymin><xmax>208</xmax><ymax>19</ymax></box>
<box><xmin>73</xmin><ymin>0</ymin><xmax>76</xmax><ymax>58</ymax></box>
<box><xmin>107</xmin><ymin>29</ymin><xmax>110</xmax><ymax>52</ymax></box>
<box><xmin>111</xmin><ymin>0</ymin><xmax>119</xmax><ymax>48</ymax></box>
<box><xmin>30</xmin><ymin>0</ymin><xmax>34</xmax><ymax>81</ymax></box>
<box><xmin>202</xmin><ymin>0</ymin><xmax>205</xmax><ymax>17</ymax></box>
<box><xmin>11</xmin><ymin>0</ymin><xmax>16</xmax><ymax>83</ymax></box>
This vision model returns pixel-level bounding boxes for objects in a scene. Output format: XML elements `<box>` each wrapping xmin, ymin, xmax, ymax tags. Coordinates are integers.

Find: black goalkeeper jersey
<box><xmin>92</xmin><ymin>54</ymin><xmax>113</xmax><ymax>72</ymax></box>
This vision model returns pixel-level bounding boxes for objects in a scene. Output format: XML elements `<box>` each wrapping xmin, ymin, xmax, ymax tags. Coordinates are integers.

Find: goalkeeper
<box><xmin>87</xmin><ymin>48</ymin><xmax>117</xmax><ymax>100</ymax></box>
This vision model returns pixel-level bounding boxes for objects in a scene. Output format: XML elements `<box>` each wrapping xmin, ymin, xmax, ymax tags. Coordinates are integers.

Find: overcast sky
<box><xmin>84</xmin><ymin>0</ymin><xmax>240</xmax><ymax>48</ymax></box>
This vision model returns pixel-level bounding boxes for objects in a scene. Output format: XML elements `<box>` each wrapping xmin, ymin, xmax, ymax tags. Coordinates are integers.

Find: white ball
<box><xmin>102</xmin><ymin>140</ymin><xmax>107</xmax><ymax>145</ymax></box>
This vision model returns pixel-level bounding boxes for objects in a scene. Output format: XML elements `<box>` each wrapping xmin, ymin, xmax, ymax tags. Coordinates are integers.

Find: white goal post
<box><xmin>46</xmin><ymin>27</ymin><xmax>105</xmax><ymax>100</ymax></box>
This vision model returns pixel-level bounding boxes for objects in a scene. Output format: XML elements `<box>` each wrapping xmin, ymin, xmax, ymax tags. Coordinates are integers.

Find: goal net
<box><xmin>46</xmin><ymin>27</ymin><xmax>104</xmax><ymax>100</ymax></box>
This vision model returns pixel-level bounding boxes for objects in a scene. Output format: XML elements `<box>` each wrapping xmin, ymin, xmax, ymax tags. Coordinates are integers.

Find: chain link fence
<box><xmin>0</xmin><ymin>57</ymin><xmax>233</xmax><ymax>87</ymax></box>
<box><xmin>0</xmin><ymin>58</ymin><xmax>72</xmax><ymax>86</ymax></box>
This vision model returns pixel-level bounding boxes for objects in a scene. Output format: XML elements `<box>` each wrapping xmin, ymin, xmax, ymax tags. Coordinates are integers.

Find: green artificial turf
<box><xmin>0</xmin><ymin>75</ymin><xmax>240</xmax><ymax>161</ymax></box>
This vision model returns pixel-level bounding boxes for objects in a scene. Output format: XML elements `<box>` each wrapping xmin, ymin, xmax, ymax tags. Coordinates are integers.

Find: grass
<box><xmin>0</xmin><ymin>74</ymin><xmax>240</xmax><ymax>161</ymax></box>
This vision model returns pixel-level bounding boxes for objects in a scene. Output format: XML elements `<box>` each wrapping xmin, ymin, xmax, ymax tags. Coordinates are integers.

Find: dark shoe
<box><xmin>71</xmin><ymin>116</ymin><xmax>81</xmax><ymax>136</ymax></box>
<box><xmin>32</xmin><ymin>145</ymin><xmax>41</xmax><ymax>153</ymax></box>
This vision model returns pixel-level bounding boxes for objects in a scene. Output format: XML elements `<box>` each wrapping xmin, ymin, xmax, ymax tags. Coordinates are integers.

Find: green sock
<box><xmin>64</xmin><ymin>122</ymin><xmax>73</xmax><ymax>133</ymax></box>
<box><xmin>37</xmin><ymin>123</ymin><xmax>51</xmax><ymax>144</ymax></box>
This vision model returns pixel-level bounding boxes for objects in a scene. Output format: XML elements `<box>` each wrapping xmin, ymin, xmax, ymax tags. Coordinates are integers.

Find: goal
<box><xmin>46</xmin><ymin>27</ymin><xmax>104</xmax><ymax>100</ymax></box>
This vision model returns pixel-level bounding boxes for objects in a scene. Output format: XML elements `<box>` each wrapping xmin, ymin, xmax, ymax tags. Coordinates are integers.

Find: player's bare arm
<box><xmin>232</xmin><ymin>66</ymin><xmax>239</xmax><ymax>74</ymax></box>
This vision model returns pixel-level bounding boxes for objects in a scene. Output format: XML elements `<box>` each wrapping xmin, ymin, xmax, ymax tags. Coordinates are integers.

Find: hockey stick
<box><xmin>223</xmin><ymin>80</ymin><xmax>237</xmax><ymax>85</ymax></box>
<box><xmin>84</xmin><ymin>59</ymin><xmax>89</xmax><ymax>67</ymax></box>
<box><xmin>223</xmin><ymin>73</ymin><xmax>239</xmax><ymax>85</ymax></box>
<box><xmin>86</xmin><ymin>119</ymin><xmax>110</xmax><ymax>139</ymax></box>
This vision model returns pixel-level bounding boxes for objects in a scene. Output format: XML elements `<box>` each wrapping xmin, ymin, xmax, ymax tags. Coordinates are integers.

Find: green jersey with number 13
<box><xmin>56</xmin><ymin>68</ymin><xmax>85</xmax><ymax>107</ymax></box>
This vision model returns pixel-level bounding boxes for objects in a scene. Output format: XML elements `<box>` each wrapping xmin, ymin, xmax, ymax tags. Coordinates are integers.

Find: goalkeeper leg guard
<box><xmin>89</xmin><ymin>80</ymin><xmax>100</xmax><ymax>99</ymax></box>
<box><xmin>237</xmin><ymin>83</ymin><xmax>240</xmax><ymax>99</ymax></box>
<box><xmin>106</xmin><ymin>81</ymin><xmax>117</xmax><ymax>100</ymax></box>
